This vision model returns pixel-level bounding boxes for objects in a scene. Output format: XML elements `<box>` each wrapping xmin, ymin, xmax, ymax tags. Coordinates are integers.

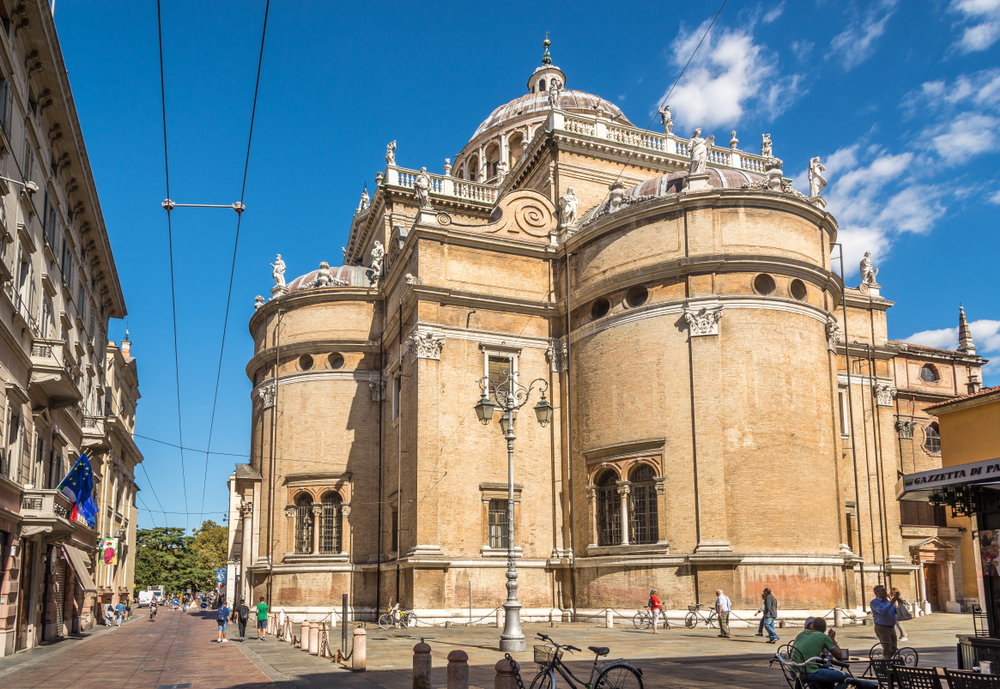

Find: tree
<box><xmin>133</xmin><ymin>522</ymin><xmax>227</xmax><ymax>593</ymax></box>
<box><xmin>191</xmin><ymin>520</ymin><xmax>228</xmax><ymax>572</ymax></box>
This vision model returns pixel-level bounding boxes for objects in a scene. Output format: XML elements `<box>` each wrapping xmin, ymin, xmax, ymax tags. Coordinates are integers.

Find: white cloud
<box><xmin>904</xmin><ymin>319</ymin><xmax>1000</xmax><ymax>377</ymax></box>
<box><xmin>763</xmin><ymin>2</ymin><xmax>785</xmax><ymax>24</ymax></box>
<box><xmin>790</xmin><ymin>40</ymin><xmax>814</xmax><ymax>62</ymax></box>
<box><xmin>988</xmin><ymin>190</ymin><xmax>1000</xmax><ymax>204</ymax></box>
<box><xmin>927</xmin><ymin>112</ymin><xmax>1000</xmax><ymax>163</ymax></box>
<box><xmin>664</xmin><ymin>23</ymin><xmax>803</xmax><ymax>130</ymax></box>
<box><xmin>829</xmin><ymin>0</ymin><xmax>898</xmax><ymax>70</ymax></box>
<box><xmin>950</xmin><ymin>0</ymin><xmax>1000</xmax><ymax>52</ymax></box>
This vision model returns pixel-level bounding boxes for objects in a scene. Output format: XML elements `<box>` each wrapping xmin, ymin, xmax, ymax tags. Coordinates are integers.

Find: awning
<box><xmin>62</xmin><ymin>544</ymin><xmax>97</xmax><ymax>596</ymax></box>
<box><xmin>896</xmin><ymin>456</ymin><xmax>1000</xmax><ymax>502</ymax></box>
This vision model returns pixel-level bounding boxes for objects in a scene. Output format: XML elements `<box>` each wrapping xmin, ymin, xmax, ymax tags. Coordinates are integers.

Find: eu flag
<box><xmin>57</xmin><ymin>453</ymin><xmax>98</xmax><ymax>528</ymax></box>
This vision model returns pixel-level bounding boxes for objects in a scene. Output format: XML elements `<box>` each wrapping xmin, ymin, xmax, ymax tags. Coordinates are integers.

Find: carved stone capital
<box><xmin>895</xmin><ymin>419</ymin><xmax>917</xmax><ymax>440</ymax></box>
<box><xmin>655</xmin><ymin>477</ymin><xmax>667</xmax><ymax>496</ymax></box>
<box><xmin>684</xmin><ymin>305</ymin><xmax>723</xmax><ymax>337</ymax></box>
<box><xmin>546</xmin><ymin>339</ymin><xmax>568</xmax><ymax>373</ymax></box>
<box><xmin>368</xmin><ymin>376</ymin><xmax>385</xmax><ymax>402</ymax></box>
<box><xmin>826</xmin><ymin>316</ymin><xmax>842</xmax><ymax>353</ymax></box>
<box><xmin>616</xmin><ymin>481</ymin><xmax>631</xmax><ymax>496</ymax></box>
<box><xmin>875</xmin><ymin>384</ymin><xmax>897</xmax><ymax>407</ymax></box>
<box><xmin>586</xmin><ymin>485</ymin><xmax>597</xmax><ymax>501</ymax></box>
<box><xmin>257</xmin><ymin>384</ymin><xmax>275</xmax><ymax>409</ymax></box>
<box><xmin>342</xmin><ymin>504</ymin><xmax>351</xmax><ymax>517</ymax></box>
<box><xmin>284</xmin><ymin>506</ymin><xmax>296</xmax><ymax>519</ymax></box>
<box><xmin>404</xmin><ymin>331</ymin><xmax>445</xmax><ymax>362</ymax></box>
<box><xmin>311</xmin><ymin>505</ymin><xmax>323</xmax><ymax>516</ymax></box>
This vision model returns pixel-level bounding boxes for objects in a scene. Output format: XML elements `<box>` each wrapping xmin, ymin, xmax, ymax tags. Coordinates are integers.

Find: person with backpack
<box><xmin>115</xmin><ymin>600</ymin><xmax>126</xmax><ymax>627</ymax></box>
<box><xmin>255</xmin><ymin>596</ymin><xmax>269</xmax><ymax>641</ymax></box>
<box><xmin>232</xmin><ymin>600</ymin><xmax>250</xmax><ymax>642</ymax></box>
<box><xmin>648</xmin><ymin>589</ymin><xmax>662</xmax><ymax>634</ymax></box>
<box><xmin>149</xmin><ymin>598</ymin><xmax>158</xmax><ymax>622</ymax></box>
<box><xmin>216</xmin><ymin>600</ymin><xmax>230</xmax><ymax>643</ymax></box>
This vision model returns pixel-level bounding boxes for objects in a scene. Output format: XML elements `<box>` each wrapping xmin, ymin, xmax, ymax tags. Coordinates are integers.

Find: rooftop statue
<box><xmin>730</xmin><ymin>130</ymin><xmax>738</xmax><ymax>149</ymax></box>
<box><xmin>558</xmin><ymin>187</ymin><xmax>578</xmax><ymax>226</ymax></box>
<box><xmin>386</xmin><ymin>140</ymin><xmax>396</xmax><ymax>166</ymax></box>
<box><xmin>761</xmin><ymin>133</ymin><xmax>772</xmax><ymax>158</ymax></box>
<box><xmin>356</xmin><ymin>184</ymin><xmax>369</xmax><ymax>214</ymax></box>
<box><xmin>414</xmin><ymin>167</ymin><xmax>433</xmax><ymax>210</ymax></box>
<box><xmin>315</xmin><ymin>261</ymin><xmax>333</xmax><ymax>288</ymax></box>
<box><xmin>496</xmin><ymin>160</ymin><xmax>508</xmax><ymax>185</ymax></box>
<box><xmin>371</xmin><ymin>241</ymin><xmax>385</xmax><ymax>276</ymax></box>
<box><xmin>860</xmin><ymin>251</ymin><xmax>879</xmax><ymax>286</ymax></box>
<box><xmin>658</xmin><ymin>104</ymin><xmax>673</xmax><ymax>134</ymax></box>
<box><xmin>548</xmin><ymin>78</ymin><xmax>562</xmax><ymax>110</ymax></box>
<box><xmin>808</xmin><ymin>157</ymin><xmax>827</xmax><ymax>198</ymax></box>
<box><xmin>271</xmin><ymin>254</ymin><xmax>286</xmax><ymax>287</ymax></box>
<box><xmin>689</xmin><ymin>128</ymin><xmax>714</xmax><ymax>176</ymax></box>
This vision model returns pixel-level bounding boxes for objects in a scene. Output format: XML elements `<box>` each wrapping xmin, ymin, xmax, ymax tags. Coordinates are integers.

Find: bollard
<box><xmin>496</xmin><ymin>608</ymin><xmax>503</xmax><ymax>628</ymax></box>
<box><xmin>413</xmin><ymin>641</ymin><xmax>432</xmax><ymax>689</ymax></box>
<box><xmin>605</xmin><ymin>609</ymin><xmax>614</xmax><ymax>629</ymax></box>
<box><xmin>300</xmin><ymin>621</ymin><xmax>311</xmax><ymax>650</ymax></box>
<box><xmin>494</xmin><ymin>657</ymin><xmax>518</xmax><ymax>689</ymax></box>
<box><xmin>834</xmin><ymin>607</ymin><xmax>844</xmax><ymax>628</ymax></box>
<box><xmin>309</xmin><ymin>621</ymin><xmax>320</xmax><ymax>655</ymax></box>
<box><xmin>319</xmin><ymin>623</ymin><xmax>329</xmax><ymax>657</ymax></box>
<box><xmin>447</xmin><ymin>650</ymin><xmax>469</xmax><ymax>689</ymax></box>
<box><xmin>352</xmin><ymin>627</ymin><xmax>367</xmax><ymax>672</ymax></box>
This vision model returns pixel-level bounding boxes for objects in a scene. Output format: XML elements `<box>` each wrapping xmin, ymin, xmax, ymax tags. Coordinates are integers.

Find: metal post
<box><xmin>469</xmin><ymin>580</ymin><xmax>472</xmax><ymax>626</ymax></box>
<box><xmin>342</xmin><ymin>593</ymin><xmax>348</xmax><ymax>656</ymax></box>
<box><xmin>499</xmin><ymin>396</ymin><xmax>525</xmax><ymax>652</ymax></box>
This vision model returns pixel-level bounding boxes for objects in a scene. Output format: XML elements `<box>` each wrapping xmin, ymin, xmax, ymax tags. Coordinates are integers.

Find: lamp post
<box><xmin>475</xmin><ymin>372</ymin><xmax>553</xmax><ymax>653</ymax></box>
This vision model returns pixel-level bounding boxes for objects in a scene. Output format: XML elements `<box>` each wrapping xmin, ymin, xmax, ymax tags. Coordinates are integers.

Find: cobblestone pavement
<box><xmin>234</xmin><ymin>612</ymin><xmax>974</xmax><ymax>689</ymax></box>
<box><xmin>0</xmin><ymin>608</ymin><xmax>278</xmax><ymax>689</ymax></box>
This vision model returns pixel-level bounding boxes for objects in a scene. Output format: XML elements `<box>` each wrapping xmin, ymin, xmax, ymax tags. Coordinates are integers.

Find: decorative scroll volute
<box><xmin>482</xmin><ymin>190</ymin><xmax>556</xmax><ymax>240</ymax></box>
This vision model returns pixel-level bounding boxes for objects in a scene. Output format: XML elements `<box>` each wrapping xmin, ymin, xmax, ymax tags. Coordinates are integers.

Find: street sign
<box><xmin>215</xmin><ymin>568</ymin><xmax>226</xmax><ymax>583</ymax></box>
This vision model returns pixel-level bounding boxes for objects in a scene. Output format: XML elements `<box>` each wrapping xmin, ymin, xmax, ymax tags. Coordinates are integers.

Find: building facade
<box><xmin>0</xmin><ymin>1</ymin><xmax>138</xmax><ymax>655</ymax></box>
<box><xmin>231</xmin><ymin>42</ymin><xmax>985</xmax><ymax>622</ymax></box>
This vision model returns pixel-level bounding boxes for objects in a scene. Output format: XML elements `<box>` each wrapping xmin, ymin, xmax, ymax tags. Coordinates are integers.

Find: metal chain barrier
<box><xmin>505</xmin><ymin>653</ymin><xmax>528</xmax><ymax>689</ymax></box>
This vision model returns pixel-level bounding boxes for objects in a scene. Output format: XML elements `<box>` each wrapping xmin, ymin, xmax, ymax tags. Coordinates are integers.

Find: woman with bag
<box><xmin>890</xmin><ymin>587</ymin><xmax>912</xmax><ymax>641</ymax></box>
<box><xmin>648</xmin><ymin>589</ymin><xmax>663</xmax><ymax>634</ymax></box>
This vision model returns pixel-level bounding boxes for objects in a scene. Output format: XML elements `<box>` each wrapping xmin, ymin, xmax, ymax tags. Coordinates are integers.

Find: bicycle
<box><xmin>771</xmin><ymin>648</ymin><xmax>877</xmax><ymax>689</ymax></box>
<box><xmin>377</xmin><ymin>605</ymin><xmax>418</xmax><ymax>629</ymax></box>
<box><xmin>529</xmin><ymin>632</ymin><xmax>643</xmax><ymax>689</ymax></box>
<box><xmin>632</xmin><ymin>607</ymin><xmax>670</xmax><ymax>631</ymax></box>
<box><xmin>683</xmin><ymin>603</ymin><xmax>717</xmax><ymax>629</ymax></box>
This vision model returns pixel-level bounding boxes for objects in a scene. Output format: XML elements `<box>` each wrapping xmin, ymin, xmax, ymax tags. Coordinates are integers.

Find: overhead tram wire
<box><xmin>156</xmin><ymin>0</ymin><xmax>190</xmax><ymax>526</ymax></box>
<box><xmin>137</xmin><ymin>464</ymin><xmax>166</xmax><ymax>527</ymax></box>
<box><xmin>198</xmin><ymin>0</ymin><xmax>272</xmax><ymax>520</ymax></box>
<box><xmin>599</xmin><ymin>0</ymin><xmax>727</xmax><ymax>206</ymax></box>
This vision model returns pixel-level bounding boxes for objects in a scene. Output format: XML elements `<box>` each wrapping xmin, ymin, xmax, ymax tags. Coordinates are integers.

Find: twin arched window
<box><xmin>294</xmin><ymin>491</ymin><xmax>344</xmax><ymax>554</ymax></box>
<box><xmin>596</xmin><ymin>471</ymin><xmax>620</xmax><ymax>546</ymax></box>
<box><xmin>596</xmin><ymin>465</ymin><xmax>659</xmax><ymax>547</ymax></box>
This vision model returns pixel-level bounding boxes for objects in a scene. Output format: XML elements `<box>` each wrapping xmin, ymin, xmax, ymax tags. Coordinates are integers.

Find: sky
<box><xmin>50</xmin><ymin>0</ymin><xmax>1000</xmax><ymax>531</ymax></box>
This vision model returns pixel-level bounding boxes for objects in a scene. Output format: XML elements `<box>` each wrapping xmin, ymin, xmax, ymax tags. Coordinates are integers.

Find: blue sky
<box><xmin>52</xmin><ymin>0</ymin><xmax>999</xmax><ymax>530</ymax></box>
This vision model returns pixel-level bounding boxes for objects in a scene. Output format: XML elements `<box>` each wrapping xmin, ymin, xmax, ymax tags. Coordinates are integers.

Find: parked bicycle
<box><xmin>529</xmin><ymin>632</ymin><xmax>643</xmax><ymax>689</ymax></box>
<box><xmin>683</xmin><ymin>603</ymin><xmax>717</xmax><ymax>629</ymax></box>
<box><xmin>771</xmin><ymin>647</ymin><xmax>877</xmax><ymax>689</ymax></box>
<box><xmin>377</xmin><ymin>604</ymin><xmax>417</xmax><ymax>629</ymax></box>
<box><xmin>632</xmin><ymin>606</ymin><xmax>670</xmax><ymax>631</ymax></box>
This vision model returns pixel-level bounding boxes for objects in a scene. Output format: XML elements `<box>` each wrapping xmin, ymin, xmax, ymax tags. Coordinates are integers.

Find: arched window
<box><xmin>539</xmin><ymin>78</ymin><xmax>547</xmax><ymax>91</ymax></box>
<box><xmin>920</xmin><ymin>364</ymin><xmax>939</xmax><ymax>383</ymax></box>
<box><xmin>294</xmin><ymin>493</ymin><xmax>314</xmax><ymax>554</ymax></box>
<box><xmin>320</xmin><ymin>492</ymin><xmax>343</xmax><ymax>554</ymax></box>
<box><xmin>924</xmin><ymin>423</ymin><xmax>941</xmax><ymax>454</ymax></box>
<box><xmin>629</xmin><ymin>465</ymin><xmax>659</xmax><ymax>545</ymax></box>
<box><xmin>596</xmin><ymin>470</ymin><xmax>621</xmax><ymax>546</ymax></box>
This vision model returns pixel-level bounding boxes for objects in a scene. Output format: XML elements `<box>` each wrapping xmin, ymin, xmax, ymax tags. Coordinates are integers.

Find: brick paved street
<box><xmin>0</xmin><ymin>609</ymin><xmax>975</xmax><ymax>688</ymax></box>
<box><xmin>0</xmin><ymin>609</ymin><xmax>277</xmax><ymax>689</ymax></box>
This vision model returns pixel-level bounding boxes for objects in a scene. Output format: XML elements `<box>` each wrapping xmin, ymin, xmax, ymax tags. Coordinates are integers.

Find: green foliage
<box><xmin>134</xmin><ymin>521</ymin><xmax>228</xmax><ymax>592</ymax></box>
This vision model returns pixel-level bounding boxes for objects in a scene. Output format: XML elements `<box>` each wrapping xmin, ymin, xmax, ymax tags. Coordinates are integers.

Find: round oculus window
<box><xmin>790</xmin><ymin>279</ymin><xmax>807</xmax><ymax>301</ymax></box>
<box><xmin>625</xmin><ymin>285</ymin><xmax>649</xmax><ymax>308</ymax></box>
<box><xmin>590</xmin><ymin>297</ymin><xmax>611</xmax><ymax>320</ymax></box>
<box><xmin>329</xmin><ymin>353</ymin><xmax>345</xmax><ymax>370</ymax></box>
<box><xmin>753</xmin><ymin>274</ymin><xmax>776</xmax><ymax>295</ymax></box>
<box><xmin>299</xmin><ymin>354</ymin><xmax>314</xmax><ymax>371</ymax></box>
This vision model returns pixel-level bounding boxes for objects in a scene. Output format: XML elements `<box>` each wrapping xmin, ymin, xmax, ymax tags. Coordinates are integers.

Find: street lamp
<box><xmin>475</xmin><ymin>371</ymin><xmax>551</xmax><ymax>652</ymax></box>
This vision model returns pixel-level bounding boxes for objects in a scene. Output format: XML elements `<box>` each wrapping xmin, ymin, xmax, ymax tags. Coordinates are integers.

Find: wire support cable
<box><xmin>198</xmin><ymin>0</ymin><xmax>271</xmax><ymax>520</ymax></box>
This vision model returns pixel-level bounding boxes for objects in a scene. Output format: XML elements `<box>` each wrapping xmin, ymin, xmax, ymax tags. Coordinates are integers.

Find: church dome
<box><xmin>285</xmin><ymin>264</ymin><xmax>370</xmax><ymax>292</ymax></box>
<box><xmin>473</xmin><ymin>90</ymin><xmax>630</xmax><ymax>139</ymax></box>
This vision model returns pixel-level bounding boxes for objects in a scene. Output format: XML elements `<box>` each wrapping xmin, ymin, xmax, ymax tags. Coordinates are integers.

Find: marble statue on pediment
<box><xmin>314</xmin><ymin>262</ymin><xmax>333</xmax><ymax>288</ymax></box>
<box><xmin>558</xmin><ymin>187</ymin><xmax>578</xmax><ymax>226</ymax></box>
<box><xmin>860</xmin><ymin>252</ymin><xmax>879</xmax><ymax>286</ymax></box>
<box><xmin>271</xmin><ymin>254</ymin><xmax>286</xmax><ymax>287</ymax></box>
<box><xmin>809</xmin><ymin>157</ymin><xmax>827</xmax><ymax>198</ymax></box>
<box><xmin>548</xmin><ymin>78</ymin><xmax>562</xmax><ymax>110</ymax></box>
<box><xmin>658</xmin><ymin>104</ymin><xmax>673</xmax><ymax>134</ymax></box>
<box><xmin>254</xmin><ymin>295</ymin><xmax>265</xmax><ymax>310</ymax></box>
<box><xmin>761</xmin><ymin>133</ymin><xmax>772</xmax><ymax>158</ymax></box>
<box><xmin>386</xmin><ymin>140</ymin><xmax>396</xmax><ymax>166</ymax></box>
<box><xmin>689</xmin><ymin>129</ymin><xmax>714</xmax><ymax>176</ymax></box>
<box><xmin>356</xmin><ymin>184</ymin><xmax>369</xmax><ymax>215</ymax></box>
<box><xmin>370</xmin><ymin>241</ymin><xmax>385</xmax><ymax>287</ymax></box>
<box><xmin>496</xmin><ymin>160</ymin><xmax>508</xmax><ymax>185</ymax></box>
<box><xmin>414</xmin><ymin>167</ymin><xmax>433</xmax><ymax>210</ymax></box>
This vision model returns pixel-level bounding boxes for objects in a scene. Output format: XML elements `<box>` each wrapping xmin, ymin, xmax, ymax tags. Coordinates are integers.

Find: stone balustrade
<box><xmin>384</xmin><ymin>166</ymin><xmax>498</xmax><ymax>205</ymax></box>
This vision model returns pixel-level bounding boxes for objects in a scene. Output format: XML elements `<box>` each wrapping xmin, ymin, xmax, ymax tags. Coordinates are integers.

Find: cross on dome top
<box><xmin>542</xmin><ymin>33</ymin><xmax>552</xmax><ymax>65</ymax></box>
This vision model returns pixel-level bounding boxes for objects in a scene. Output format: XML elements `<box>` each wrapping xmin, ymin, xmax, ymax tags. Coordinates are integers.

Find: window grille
<box><xmin>294</xmin><ymin>495</ymin><xmax>314</xmax><ymax>554</ymax></box>
<box><xmin>924</xmin><ymin>423</ymin><xmax>941</xmax><ymax>454</ymax></box>
<box><xmin>320</xmin><ymin>492</ymin><xmax>342</xmax><ymax>554</ymax></box>
<box><xmin>488</xmin><ymin>498</ymin><xmax>508</xmax><ymax>549</ymax></box>
<box><xmin>596</xmin><ymin>471</ymin><xmax>621</xmax><ymax>546</ymax></box>
<box><xmin>628</xmin><ymin>465</ymin><xmax>659</xmax><ymax>545</ymax></box>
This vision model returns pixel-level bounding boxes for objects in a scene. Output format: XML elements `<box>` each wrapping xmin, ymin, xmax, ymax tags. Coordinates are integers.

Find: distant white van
<box><xmin>138</xmin><ymin>590</ymin><xmax>156</xmax><ymax>607</ymax></box>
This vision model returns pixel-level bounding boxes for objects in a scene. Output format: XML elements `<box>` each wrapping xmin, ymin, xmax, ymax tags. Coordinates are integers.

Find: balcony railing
<box><xmin>20</xmin><ymin>488</ymin><xmax>76</xmax><ymax>529</ymax></box>
<box><xmin>384</xmin><ymin>167</ymin><xmax>498</xmax><ymax>205</ymax></box>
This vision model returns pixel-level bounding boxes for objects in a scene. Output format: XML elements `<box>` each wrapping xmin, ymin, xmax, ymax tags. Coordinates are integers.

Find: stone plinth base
<box><xmin>684</xmin><ymin>172</ymin><xmax>712</xmax><ymax>192</ymax></box>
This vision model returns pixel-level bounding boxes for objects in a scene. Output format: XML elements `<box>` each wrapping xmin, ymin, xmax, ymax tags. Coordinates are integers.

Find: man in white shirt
<box><xmin>715</xmin><ymin>589</ymin><xmax>732</xmax><ymax>638</ymax></box>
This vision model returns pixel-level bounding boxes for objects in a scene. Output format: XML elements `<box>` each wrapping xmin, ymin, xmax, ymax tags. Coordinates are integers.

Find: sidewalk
<box><xmin>232</xmin><ymin>612</ymin><xmax>974</xmax><ymax>689</ymax></box>
<box><xmin>0</xmin><ymin>607</ymin><xmax>278</xmax><ymax>689</ymax></box>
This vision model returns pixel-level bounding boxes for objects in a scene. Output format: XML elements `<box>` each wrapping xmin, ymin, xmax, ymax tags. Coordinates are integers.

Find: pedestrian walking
<box><xmin>753</xmin><ymin>592</ymin><xmax>766</xmax><ymax>636</ymax></box>
<box><xmin>216</xmin><ymin>601</ymin><xmax>230</xmax><ymax>643</ymax></box>
<box><xmin>760</xmin><ymin>588</ymin><xmax>779</xmax><ymax>643</ymax></box>
<box><xmin>715</xmin><ymin>589</ymin><xmax>732</xmax><ymax>638</ymax></box>
<box><xmin>890</xmin><ymin>587</ymin><xmax>911</xmax><ymax>641</ymax></box>
<box><xmin>149</xmin><ymin>598</ymin><xmax>158</xmax><ymax>622</ymax></box>
<box><xmin>870</xmin><ymin>585</ymin><xmax>899</xmax><ymax>658</ymax></box>
<box><xmin>233</xmin><ymin>600</ymin><xmax>250</xmax><ymax>642</ymax></box>
<box><xmin>115</xmin><ymin>600</ymin><xmax>125</xmax><ymax>627</ymax></box>
<box><xmin>103</xmin><ymin>602</ymin><xmax>115</xmax><ymax>627</ymax></box>
<box><xmin>648</xmin><ymin>589</ymin><xmax>662</xmax><ymax>634</ymax></box>
<box><xmin>181</xmin><ymin>595</ymin><xmax>188</xmax><ymax>613</ymax></box>
<box><xmin>255</xmin><ymin>596</ymin><xmax>269</xmax><ymax>641</ymax></box>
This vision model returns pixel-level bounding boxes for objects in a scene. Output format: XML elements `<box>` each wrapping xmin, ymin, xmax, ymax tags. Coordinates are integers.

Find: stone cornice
<box><xmin>248</xmin><ymin>287</ymin><xmax>379</xmax><ymax>334</ymax></box>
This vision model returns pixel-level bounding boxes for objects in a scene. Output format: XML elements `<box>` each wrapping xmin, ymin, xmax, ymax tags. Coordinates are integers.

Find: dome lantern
<box><xmin>526</xmin><ymin>34</ymin><xmax>566</xmax><ymax>95</ymax></box>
